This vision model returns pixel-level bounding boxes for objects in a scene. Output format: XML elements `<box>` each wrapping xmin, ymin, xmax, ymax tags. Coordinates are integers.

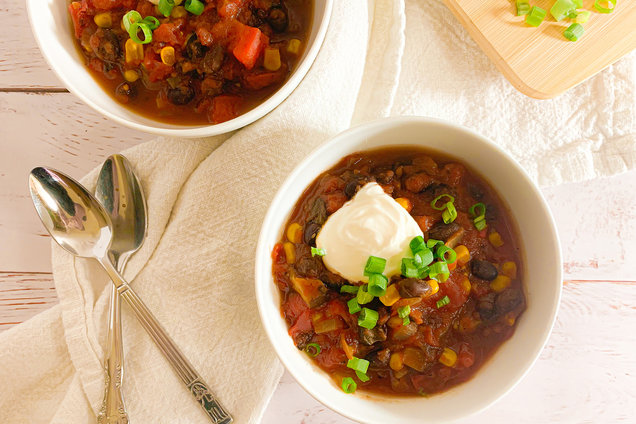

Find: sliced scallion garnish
<box><xmin>436</xmin><ymin>295</ymin><xmax>450</xmax><ymax>309</ymax></box>
<box><xmin>304</xmin><ymin>343</ymin><xmax>321</xmax><ymax>357</ymax></box>
<box><xmin>564</xmin><ymin>23</ymin><xmax>585</xmax><ymax>42</ymax></box>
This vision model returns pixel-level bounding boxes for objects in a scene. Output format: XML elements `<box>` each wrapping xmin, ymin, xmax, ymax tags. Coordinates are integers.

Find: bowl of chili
<box><xmin>27</xmin><ymin>0</ymin><xmax>331</xmax><ymax>137</ymax></box>
<box><xmin>255</xmin><ymin>117</ymin><xmax>562</xmax><ymax>423</ymax></box>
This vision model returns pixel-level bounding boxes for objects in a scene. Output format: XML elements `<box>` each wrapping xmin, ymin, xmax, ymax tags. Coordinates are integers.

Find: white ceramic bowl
<box><xmin>255</xmin><ymin>117</ymin><xmax>562</xmax><ymax>423</ymax></box>
<box><xmin>26</xmin><ymin>0</ymin><xmax>332</xmax><ymax>137</ymax></box>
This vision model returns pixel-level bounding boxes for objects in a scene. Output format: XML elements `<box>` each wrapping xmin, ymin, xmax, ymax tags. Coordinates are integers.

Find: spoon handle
<box><xmin>100</xmin><ymin>260</ymin><xmax>233</xmax><ymax>424</ymax></box>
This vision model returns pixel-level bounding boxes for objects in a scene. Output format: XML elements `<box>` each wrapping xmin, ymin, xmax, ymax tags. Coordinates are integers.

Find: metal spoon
<box><xmin>95</xmin><ymin>155</ymin><xmax>147</xmax><ymax>424</ymax></box>
<box><xmin>29</xmin><ymin>167</ymin><xmax>233</xmax><ymax>424</ymax></box>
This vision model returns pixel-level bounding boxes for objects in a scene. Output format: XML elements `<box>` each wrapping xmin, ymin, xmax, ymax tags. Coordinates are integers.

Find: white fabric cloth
<box><xmin>2</xmin><ymin>1</ymin><xmax>636</xmax><ymax>423</ymax></box>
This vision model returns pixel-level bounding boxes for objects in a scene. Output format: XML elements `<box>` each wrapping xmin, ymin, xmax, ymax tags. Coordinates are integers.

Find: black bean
<box><xmin>95</xmin><ymin>29</ymin><xmax>121</xmax><ymax>62</ymax></box>
<box><xmin>202</xmin><ymin>45</ymin><xmax>224</xmax><ymax>74</ymax></box>
<box><xmin>496</xmin><ymin>288</ymin><xmax>524</xmax><ymax>315</ymax></box>
<box><xmin>303</xmin><ymin>221</ymin><xmax>321</xmax><ymax>246</ymax></box>
<box><xmin>397</xmin><ymin>278</ymin><xmax>431</xmax><ymax>298</ymax></box>
<box><xmin>471</xmin><ymin>259</ymin><xmax>498</xmax><ymax>281</ymax></box>
<box><xmin>184</xmin><ymin>35</ymin><xmax>207</xmax><ymax>61</ymax></box>
<box><xmin>428</xmin><ymin>222</ymin><xmax>461</xmax><ymax>242</ymax></box>
<box><xmin>267</xmin><ymin>7</ymin><xmax>288</xmax><ymax>32</ymax></box>
<box><xmin>114</xmin><ymin>82</ymin><xmax>137</xmax><ymax>104</ymax></box>
<box><xmin>478</xmin><ymin>292</ymin><xmax>497</xmax><ymax>321</ymax></box>
<box><xmin>167</xmin><ymin>84</ymin><xmax>195</xmax><ymax>106</ymax></box>
<box><xmin>359</xmin><ymin>325</ymin><xmax>387</xmax><ymax>345</ymax></box>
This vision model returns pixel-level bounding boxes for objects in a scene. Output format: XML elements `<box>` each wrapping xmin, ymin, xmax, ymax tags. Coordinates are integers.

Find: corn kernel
<box><xmin>379</xmin><ymin>284</ymin><xmax>400</xmax><ymax>306</ymax></box>
<box><xmin>94</xmin><ymin>12</ymin><xmax>112</xmax><ymax>28</ymax></box>
<box><xmin>171</xmin><ymin>5</ymin><xmax>187</xmax><ymax>18</ymax></box>
<box><xmin>439</xmin><ymin>348</ymin><xmax>457</xmax><ymax>367</ymax></box>
<box><xmin>286</xmin><ymin>223</ymin><xmax>302</xmax><ymax>244</ymax></box>
<box><xmin>283</xmin><ymin>242</ymin><xmax>295</xmax><ymax>264</ymax></box>
<box><xmin>389</xmin><ymin>352</ymin><xmax>404</xmax><ymax>371</ymax></box>
<box><xmin>460</xmin><ymin>277</ymin><xmax>471</xmax><ymax>294</ymax></box>
<box><xmin>505</xmin><ymin>312</ymin><xmax>516</xmax><ymax>326</ymax></box>
<box><xmin>263</xmin><ymin>47</ymin><xmax>281</xmax><ymax>71</ymax></box>
<box><xmin>125</xmin><ymin>38</ymin><xmax>144</xmax><ymax>64</ymax></box>
<box><xmin>489</xmin><ymin>231</ymin><xmax>504</xmax><ymax>248</ymax></box>
<box><xmin>502</xmin><ymin>261</ymin><xmax>517</xmax><ymax>279</ymax></box>
<box><xmin>160</xmin><ymin>46</ymin><xmax>176</xmax><ymax>66</ymax></box>
<box><xmin>395</xmin><ymin>197</ymin><xmax>412</xmax><ymax>212</ymax></box>
<box><xmin>287</xmin><ymin>38</ymin><xmax>302</xmax><ymax>55</ymax></box>
<box><xmin>454</xmin><ymin>245</ymin><xmax>470</xmax><ymax>266</ymax></box>
<box><xmin>490</xmin><ymin>275</ymin><xmax>511</xmax><ymax>293</ymax></box>
<box><xmin>428</xmin><ymin>279</ymin><xmax>439</xmax><ymax>296</ymax></box>
<box><xmin>123</xmin><ymin>70</ymin><xmax>139</xmax><ymax>82</ymax></box>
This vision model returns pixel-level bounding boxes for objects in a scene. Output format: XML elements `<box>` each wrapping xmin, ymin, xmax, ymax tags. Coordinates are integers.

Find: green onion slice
<box><xmin>417</xmin><ymin>265</ymin><xmax>430</xmax><ymax>280</ymax></box>
<box><xmin>142</xmin><ymin>16</ymin><xmax>160</xmax><ymax>30</ymax></box>
<box><xmin>356</xmin><ymin>285</ymin><xmax>374</xmax><ymax>305</ymax></box>
<box><xmin>158</xmin><ymin>0</ymin><xmax>175</xmax><ymax>17</ymax></box>
<box><xmin>340</xmin><ymin>285</ymin><xmax>360</xmax><ymax>294</ymax></box>
<box><xmin>341</xmin><ymin>377</ymin><xmax>357</xmax><ymax>394</ymax></box>
<box><xmin>474</xmin><ymin>217</ymin><xmax>487</xmax><ymax>231</ymax></box>
<box><xmin>431</xmin><ymin>194</ymin><xmax>455</xmax><ymax>211</ymax></box>
<box><xmin>185</xmin><ymin>0</ymin><xmax>205</xmax><ymax>15</ymax></box>
<box><xmin>401</xmin><ymin>258</ymin><xmax>420</xmax><ymax>278</ymax></box>
<box><xmin>358</xmin><ymin>308</ymin><xmax>379</xmax><ymax>330</ymax></box>
<box><xmin>304</xmin><ymin>343</ymin><xmax>321</xmax><ymax>357</ymax></box>
<box><xmin>415</xmin><ymin>248</ymin><xmax>434</xmax><ymax>268</ymax></box>
<box><xmin>409</xmin><ymin>235</ymin><xmax>426</xmax><ymax>254</ymax></box>
<box><xmin>594</xmin><ymin>0</ymin><xmax>616</xmax><ymax>13</ymax></box>
<box><xmin>122</xmin><ymin>10</ymin><xmax>142</xmax><ymax>32</ymax></box>
<box><xmin>355</xmin><ymin>370</ymin><xmax>370</xmax><ymax>382</ymax></box>
<box><xmin>436</xmin><ymin>295</ymin><xmax>450</xmax><ymax>309</ymax></box>
<box><xmin>364</xmin><ymin>256</ymin><xmax>386</xmax><ymax>276</ymax></box>
<box><xmin>368</xmin><ymin>273</ymin><xmax>388</xmax><ymax>297</ymax></box>
<box><xmin>402</xmin><ymin>316</ymin><xmax>410</xmax><ymax>326</ymax></box>
<box><xmin>426</xmin><ymin>239</ymin><xmax>443</xmax><ymax>249</ymax></box>
<box><xmin>347</xmin><ymin>297</ymin><xmax>361</xmax><ymax>314</ymax></box>
<box><xmin>525</xmin><ymin>6</ymin><xmax>547</xmax><ymax>26</ymax></box>
<box><xmin>516</xmin><ymin>1</ymin><xmax>530</xmax><ymax>16</ymax></box>
<box><xmin>347</xmin><ymin>357</ymin><xmax>370</xmax><ymax>374</ymax></box>
<box><xmin>129</xmin><ymin>22</ymin><xmax>153</xmax><ymax>44</ymax></box>
<box><xmin>311</xmin><ymin>247</ymin><xmax>326</xmax><ymax>257</ymax></box>
<box><xmin>442</xmin><ymin>202</ymin><xmax>457</xmax><ymax>224</ymax></box>
<box><xmin>436</xmin><ymin>245</ymin><xmax>457</xmax><ymax>264</ymax></box>
<box><xmin>573</xmin><ymin>0</ymin><xmax>583</xmax><ymax>6</ymax></box>
<box><xmin>469</xmin><ymin>203</ymin><xmax>486</xmax><ymax>218</ymax></box>
<box><xmin>397</xmin><ymin>305</ymin><xmax>411</xmax><ymax>319</ymax></box>
<box><xmin>550</xmin><ymin>0</ymin><xmax>577</xmax><ymax>21</ymax></box>
<box><xmin>575</xmin><ymin>10</ymin><xmax>591</xmax><ymax>23</ymax></box>
<box><xmin>428</xmin><ymin>262</ymin><xmax>450</xmax><ymax>282</ymax></box>
<box><xmin>564</xmin><ymin>23</ymin><xmax>585</xmax><ymax>41</ymax></box>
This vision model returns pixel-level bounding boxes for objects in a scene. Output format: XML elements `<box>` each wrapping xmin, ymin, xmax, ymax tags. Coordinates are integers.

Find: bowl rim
<box><xmin>26</xmin><ymin>0</ymin><xmax>333</xmax><ymax>137</ymax></box>
<box><xmin>255</xmin><ymin>116</ymin><xmax>563</xmax><ymax>423</ymax></box>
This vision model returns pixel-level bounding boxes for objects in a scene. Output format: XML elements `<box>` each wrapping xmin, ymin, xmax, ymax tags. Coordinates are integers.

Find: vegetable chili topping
<box><xmin>272</xmin><ymin>147</ymin><xmax>526</xmax><ymax>396</ymax></box>
<box><xmin>68</xmin><ymin>0</ymin><xmax>313</xmax><ymax>124</ymax></box>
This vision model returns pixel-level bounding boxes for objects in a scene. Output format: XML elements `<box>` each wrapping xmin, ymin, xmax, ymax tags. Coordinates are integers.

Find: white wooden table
<box><xmin>2</xmin><ymin>0</ymin><xmax>635</xmax><ymax>422</ymax></box>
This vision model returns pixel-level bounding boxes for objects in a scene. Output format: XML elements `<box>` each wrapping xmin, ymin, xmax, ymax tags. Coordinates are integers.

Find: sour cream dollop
<box><xmin>316</xmin><ymin>182</ymin><xmax>423</xmax><ymax>283</ymax></box>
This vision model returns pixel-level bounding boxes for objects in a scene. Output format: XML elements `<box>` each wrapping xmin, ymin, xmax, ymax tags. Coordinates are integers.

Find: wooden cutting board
<box><xmin>442</xmin><ymin>0</ymin><xmax>636</xmax><ymax>99</ymax></box>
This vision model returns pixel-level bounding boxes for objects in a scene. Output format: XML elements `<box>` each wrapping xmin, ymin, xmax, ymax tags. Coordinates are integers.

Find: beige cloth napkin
<box><xmin>0</xmin><ymin>1</ymin><xmax>405</xmax><ymax>423</ymax></box>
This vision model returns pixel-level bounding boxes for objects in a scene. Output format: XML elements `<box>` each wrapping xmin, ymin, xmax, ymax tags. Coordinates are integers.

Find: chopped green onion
<box><xmin>474</xmin><ymin>217</ymin><xmax>487</xmax><ymax>231</ymax></box>
<box><xmin>356</xmin><ymin>285</ymin><xmax>374</xmax><ymax>305</ymax></box>
<box><xmin>141</xmin><ymin>16</ymin><xmax>160</xmax><ymax>30</ymax></box>
<box><xmin>442</xmin><ymin>202</ymin><xmax>457</xmax><ymax>224</ymax></box>
<box><xmin>129</xmin><ymin>22</ymin><xmax>153</xmax><ymax>44</ymax></box>
<box><xmin>185</xmin><ymin>0</ymin><xmax>205</xmax><ymax>15</ymax></box>
<box><xmin>341</xmin><ymin>377</ymin><xmax>357</xmax><ymax>394</ymax></box>
<box><xmin>573</xmin><ymin>0</ymin><xmax>583</xmax><ymax>7</ymax></box>
<box><xmin>516</xmin><ymin>1</ymin><xmax>530</xmax><ymax>15</ymax></box>
<box><xmin>304</xmin><ymin>343</ymin><xmax>321</xmax><ymax>357</ymax></box>
<box><xmin>426</xmin><ymin>239</ymin><xmax>443</xmax><ymax>249</ymax></box>
<box><xmin>355</xmin><ymin>370</ymin><xmax>370</xmax><ymax>382</ymax></box>
<box><xmin>414</xmin><ymin>248</ymin><xmax>434</xmax><ymax>268</ymax></box>
<box><xmin>397</xmin><ymin>305</ymin><xmax>411</xmax><ymax>319</ymax></box>
<box><xmin>311</xmin><ymin>247</ymin><xmax>326</xmax><ymax>257</ymax></box>
<box><xmin>428</xmin><ymin>262</ymin><xmax>450</xmax><ymax>282</ymax></box>
<box><xmin>575</xmin><ymin>10</ymin><xmax>591</xmax><ymax>23</ymax></box>
<box><xmin>158</xmin><ymin>0</ymin><xmax>175</xmax><ymax>17</ymax></box>
<box><xmin>417</xmin><ymin>265</ymin><xmax>430</xmax><ymax>280</ymax></box>
<box><xmin>469</xmin><ymin>203</ymin><xmax>486</xmax><ymax>218</ymax></box>
<box><xmin>368</xmin><ymin>273</ymin><xmax>388</xmax><ymax>297</ymax></box>
<box><xmin>402</xmin><ymin>316</ymin><xmax>410</xmax><ymax>326</ymax></box>
<box><xmin>409</xmin><ymin>235</ymin><xmax>426</xmax><ymax>254</ymax></box>
<box><xmin>358</xmin><ymin>308</ymin><xmax>379</xmax><ymax>329</ymax></box>
<box><xmin>347</xmin><ymin>357</ymin><xmax>370</xmax><ymax>374</ymax></box>
<box><xmin>526</xmin><ymin>6</ymin><xmax>547</xmax><ymax>27</ymax></box>
<box><xmin>564</xmin><ymin>23</ymin><xmax>585</xmax><ymax>41</ymax></box>
<box><xmin>364</xmin><ymin>256</ymin><xmax>386</xmax><ymax>276</ymax></box>
<box><xmin>436</xmin><ymin>245</ymin><xmax>457</xmax><ymax>264</ymax></box>
<box><xmin>340</xmin><ymin>285</ymin><xmax>359</xmax><ymax>294</ymax></box>
<box><xmin>347</xmin><ymin>297</ymin><xmax>361</xmax><ymax>314</ymax></box>
<box><xmin>122</xmin><ymin>10</ymin><xmax>142</xmax><ymax>32</ymax></box>
<box><xmin>550</xmin><ymin>0</ymin><xmax>577</xmax><ymax>21</ymax></box>
<box><xmin>401</xmin><ymin>258</ymin><xmax>420</xmax><ymax>278</ymax></box>
<box><xmin>436</xmin><ymin>295</ymin><xmax>450</xmax><ymax>309</ymax></box>
<box><xmin>594</xmin><ymin>0</ymin><xmax>616</xmax><ymax>13</ymax></box>
<box><xmin>431</xmin><ymin>194</ymin><xmax>455</xmax><ymax>211</ymax></box>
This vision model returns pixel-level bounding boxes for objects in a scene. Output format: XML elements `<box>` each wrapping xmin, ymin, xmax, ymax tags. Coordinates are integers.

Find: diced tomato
<box><xmin>413</xmin><ymin>215</ymin><xmax>435</xmax><ymax>232</ymax></box>
<box><xmin>243</xmin><ymin>71</ymin><xmax>285</xmax><ymax>90</ymax></box>
<box><xmin>271</xmin><ymin>243</ymin><xmax>285</xmax><ymax>264</ymax></box>
<box><xmin>208</xmin><ymin>95</ymin><xmax>242</xmax><ymax>123</ymax></box>
<box><xmin>137</xmin><ymin>0</ymin><xmax>159</xmax><ymax>18</ymax></box>
<box><xmin>457</xmin><ymin>343</ymin><xmax>475</xmax><ymax>368</ymax></box>
<box><xmin>323</xmin><ymin>193</ymin><xmax>347</xmax><ymax>214</ymax></box>
<box><xmin>153</xmin><ymin>23</ymin><xmax>185</xmax><ymax>46</ymax></box>
<box><xmin>315</xmin><ymin>346</ymin><xmax>347</xmax><ymax>371</ymax></box>
<box><xmin>89</xmin><ymin>0</ymin><xmax>124</xmax><ymax>10</ymax></box>
<box><xmin>143</xmin><ymin>50</ymin><xmax>173</xmax><ymax>82</ymax></box>
<box><xmin>196</xmin><ymin>25</ymin><xmax>215</xmax><ymax>47</ymax></box>
<box><xmin>68</xmin><ymin>2</ymin><xmax>90</xmax><ymax>39</ymax></box>
<box><xmin>318</xmin><ymin>175</ymin><xmax>345</xmax><ymax>193</ymax></box>
<box><xmin>289</xmin><ymin>310</ymin><xmax>312</xmax><ymax>341</ymax></box>
<box><xmin>231</xmin><ymin>24</ymin><xmax>268</xmax><ymax>70</ymax></box>
<box><xmin>284</xmin><ymin>292</ymin><xmax>308</xmax><ymax>323</ymax></box>
<box><xmin>217</xmin><ymin>0</ymin><xmax>246</xmax><ymax>18</ymax></box>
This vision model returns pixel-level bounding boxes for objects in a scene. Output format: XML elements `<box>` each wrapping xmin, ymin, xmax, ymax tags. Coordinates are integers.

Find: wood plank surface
<box><xmin>442</xmin><ymin>0</ymin><xmax>636</xmax><ymax>98</ymax></box>
<box><xmin>0</xmin><ymin>272</ymin><xmax>56</xmax><ymax>329</ymax></box>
